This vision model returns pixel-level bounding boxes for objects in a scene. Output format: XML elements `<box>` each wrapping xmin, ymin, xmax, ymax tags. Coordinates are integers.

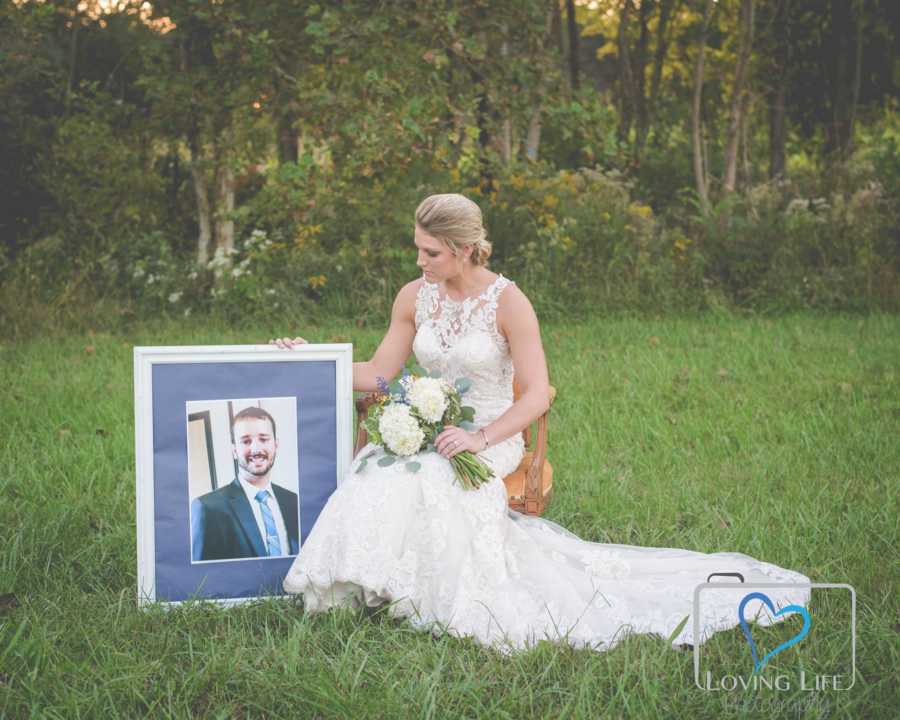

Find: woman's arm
<box><xmin>479</xmin><ymin>284</ymin><xmax>551</xmax><ymax>447</ymax></box>
<box><xmin>352</xmin><ymin>279</ymin><xmax>420</xmax><ymax>392</ymax></box>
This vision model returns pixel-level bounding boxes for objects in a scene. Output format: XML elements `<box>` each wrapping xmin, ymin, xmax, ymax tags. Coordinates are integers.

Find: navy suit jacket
<box><xmin>191</xmin><ymin>479</ymin><xmax>300</xmax><ymax>561</ymax></box>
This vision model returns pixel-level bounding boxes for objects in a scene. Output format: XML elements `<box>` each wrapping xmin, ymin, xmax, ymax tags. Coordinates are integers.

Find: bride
<box><xmin>272</xmin><ymin>193</ymin><xmax>810</xmax><ymax>654</ymax></box>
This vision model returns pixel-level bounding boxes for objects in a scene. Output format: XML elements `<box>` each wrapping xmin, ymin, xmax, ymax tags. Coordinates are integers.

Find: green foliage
<box><xmin>484</xmin><ymin>164</ymin><xmax>705</xmax><ymax>318</ymax></box>
<box><xmin>633</xmin><ymin>135</ymin><xmax>697</xmax><ymax>211</ymax></box>
<box><xmin>1</xmin><ymin>0</ymin><xmax>898</xmax><ymax>339</ymax></box>
<box><xmin>38</xmin><ymin>97</ymin><xmax>167</xmax><ymax>256</ymax></box>
<box><xmin>691</xmin><ymin>168</ymin><xmax>899</xmax><ymax>311</ymax></box>
<box><xmin>539</xmin><ymin>93</ymin><xmax>623</xmax><ymax>169</ymax></box>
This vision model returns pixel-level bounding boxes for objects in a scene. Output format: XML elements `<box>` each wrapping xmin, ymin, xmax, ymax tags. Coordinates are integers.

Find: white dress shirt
<box><xmin>238</xmin><ymin>476</ymin><xmax>290</xmax><ymax>556</ymax></box>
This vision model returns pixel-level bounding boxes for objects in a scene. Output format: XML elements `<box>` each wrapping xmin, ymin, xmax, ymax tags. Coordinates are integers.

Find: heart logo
<box><xmin>738</xmin><ymin>591</ymin><xmax>811</xmax><ymax>673</ymax></box>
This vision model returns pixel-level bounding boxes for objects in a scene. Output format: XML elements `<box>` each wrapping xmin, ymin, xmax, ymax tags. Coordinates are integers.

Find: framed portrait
<box><xmin>134</xmin><ymin>344</ymin><xmax>353</xmax><ymax>606</ymax></box>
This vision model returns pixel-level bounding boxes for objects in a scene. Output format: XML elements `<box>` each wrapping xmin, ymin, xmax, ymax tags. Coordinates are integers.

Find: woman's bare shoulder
<box><xmin>496</xmin><ymin>279</ymin><xmax>539</xmax><ymax>333</ymax></box>
<box><xmin>392</xmin><ymin>277</ymin><xmax>426</xmax><ymax>317</ymax></box>
<box><xmin>497</xmin><ymin>279</ymin><xmax>534</xmax><ymax>312</ymax></box>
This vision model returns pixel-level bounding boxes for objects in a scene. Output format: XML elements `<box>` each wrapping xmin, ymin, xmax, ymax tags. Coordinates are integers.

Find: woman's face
<box><xmin>414</xmin><ymin>225</ymin><xmax>467</xmax><ymax>282</ymax></box>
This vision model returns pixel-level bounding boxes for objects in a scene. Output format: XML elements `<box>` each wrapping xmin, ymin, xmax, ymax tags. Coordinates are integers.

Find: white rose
<box><xmin>378</xmin><ymin>403</ymin><xmax>425</xmax><ymax>457</ymax></box>
<box><xmin>407</xmin><ymin>377</ymin><xmax>448</xmax><ymax>423</ymax></box>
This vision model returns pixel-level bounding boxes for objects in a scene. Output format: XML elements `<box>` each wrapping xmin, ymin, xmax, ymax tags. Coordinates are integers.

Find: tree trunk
<box><xmin>633</xmin><ymin>0</ymin><xmax>651</xmax><ymax>159</ymax></box>
<box><xmin>617</xmin><ymin>0</ymin><xmax>637</xmax><ymax>144</ymax></box>
<box><xmin>474</xmin><ymin>86</ymin><xmax>492</xmax><ymax>185</ymax></box>
<box><xmin>276</xmin><ymin>106</ymin><xmax>299</xmax><ymax>164</ymax></box>
<box><xmin>500</xmin><ymin>29</ymin><xmax>512</xmax><ymax>165</ymax></box>
<box><xmin>824</xmin><ymin>0</ymin><xmax>855</xmax><ymax>157</ymax></box>
<box><xmin>566</xmin><ymin>0</ymin><xmax>580</xmax><ymax>90</ymax></box>
<box><xmin>768</xmin><ymin>0</ymin><xmax>789</xmax><ymax>179</ymax></box>
<box><xmin>552</xmin><ymin>0</ymin><xmax>565</xmax><ymax>62</ymax></box>
<box><xmin>524</xmin><ymin>4</ymin><xmax>556</xmax><ymax>163</ymax></box>
<box><xmin>847</xmin><ymin>5</ymin><xmax>864</xmax><ymax>154</ymax></box>
<box><xmin>647</xmin><ymin>0</ymin><xmax>676</xmax><ymax>147</ymax></box>
<box><xmin>525</xmin><ymin>105</ymin><xmax>542</xmax><ymax>161</ymax></box>
<box><xmin>769</xmin><ymin>79</ymin><xmax>787</xmax><ymax>178</ymax></box>
<box><xmin>723</xmin><ymin>0</ymin><xmax>755</xmax><ymax>193</ymax></box>
<box><xmin>464</xmin><ymin>5</ymin><xmax>496</xmax><ymax>185</ymax></box>
<box><xmin>740</xmin><ymin>90</ymin><xmax>753</xmax><ymax>186</ymax></box>
<box><xmin>692</xmin><ymin>0</ymin><xmax>715</xmax><ymax>214</ymax></box>
<box><xmin>65</xmin><ymin>19</ymin><xmax>80</xmax><ymax>116</ymax></box>
<box><xmin>190</xmin><ymin>155</ymin><xmax>212</xmax><ymax>266</ymax></box>
<box><xmin>214</xmin><ymin>164</ymin><xmax>235</xmax><ymax>257</ymax></box>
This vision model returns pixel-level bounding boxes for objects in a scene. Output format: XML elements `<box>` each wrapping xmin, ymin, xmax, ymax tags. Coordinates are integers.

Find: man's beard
<box><xmin>239</xmin><ymin>452</ymin><xmax>275</xmax><ymax>476</ymax></box>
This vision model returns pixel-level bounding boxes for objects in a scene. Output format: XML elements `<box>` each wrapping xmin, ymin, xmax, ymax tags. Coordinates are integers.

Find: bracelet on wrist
<box><xmin>479</xmin><ymin>428</ymin><xmax>489</xmax><ymax>450</ymax></box>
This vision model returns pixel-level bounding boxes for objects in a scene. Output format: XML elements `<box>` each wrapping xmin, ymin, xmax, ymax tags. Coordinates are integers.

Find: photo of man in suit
<box><xmin>191</xmin><ymin>406</ymin><xmax>299</xmax><ymax>561</ymax></box>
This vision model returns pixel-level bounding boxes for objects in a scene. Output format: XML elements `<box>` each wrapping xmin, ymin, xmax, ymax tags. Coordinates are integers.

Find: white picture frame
<box><xmin>134</xmin><ymin>344</ymin><xmax>353</xmax><ymax>607</ymax></box>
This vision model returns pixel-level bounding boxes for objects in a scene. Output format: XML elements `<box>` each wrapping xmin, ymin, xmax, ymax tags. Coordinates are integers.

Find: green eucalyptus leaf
<box><xmin>460</xmin><ymin>406</ymin><xmax>475</xmax><ymax>422</ymax></box>
<box><xmin>459</xmin><ymin>420</ymin><xmax>476</xmax><ymax>431</ymax></box>
<box><xmin>377</xmin><ymin>455</ymin><xmax>396</xmax><ymax>467</ymax></box>
<box><xmin>388</xmin><ymin>380</ymin><xmax>403</xmax><ymax>395</ymax></box>
<box><xmin>356</xmin><ymin>459</ymin><xmax>368</xmax><ymax>473</ymax></box>
<box><xmin>428</xmin><ymin>369</ymin><xmax>442</xmax><ymax>378</ymax></box>
<box><xmin>405</xmin><ymin>461</ymin><xmax>421</xmax><ymax>472</ymax></box>
<box><xmin>411</xmin><ymin>364</ymin><xmax>427</xmax><ymax>376</ymax></box>
<box><xmin>454</xmin><ymin>378</ymin><xmax>472</xmax><ymax>394</ymax></box>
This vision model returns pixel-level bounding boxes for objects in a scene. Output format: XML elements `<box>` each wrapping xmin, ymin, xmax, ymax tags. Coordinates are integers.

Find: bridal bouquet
<box><xmin>356</xmin><ymin>368</ymin><xmax>494</xmax><ymax>490</ymax></box>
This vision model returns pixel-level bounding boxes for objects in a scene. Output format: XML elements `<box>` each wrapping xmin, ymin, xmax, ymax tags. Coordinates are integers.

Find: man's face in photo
<box><xmin>232</xmin><ymin>417</ymin><xmax>278</xmax><ymax>480</ymax></box>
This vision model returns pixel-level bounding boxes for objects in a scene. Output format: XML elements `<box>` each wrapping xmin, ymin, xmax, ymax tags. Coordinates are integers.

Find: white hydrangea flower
<box><xmin>379</xmin><ymin>403</ymin><xmax>425</xmax><ymax>457</ymax></box>
<box><xmin>407</xmin><ymin>376</ymin><xmax>448</xmax><ymax>423</ymax></box>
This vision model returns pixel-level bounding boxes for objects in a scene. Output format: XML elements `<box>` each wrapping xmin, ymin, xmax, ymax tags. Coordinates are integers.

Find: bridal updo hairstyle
<box><xmin>414</xmin><ymin>193</ymin><xmax>492</xmax><ymax>266</ymax></box>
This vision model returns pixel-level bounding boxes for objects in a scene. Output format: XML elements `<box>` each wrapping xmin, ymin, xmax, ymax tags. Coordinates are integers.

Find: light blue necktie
<box><xmin>255</xmin><ymin>490</ymin><xmax>282</xmax><ymax>557</ymax></box>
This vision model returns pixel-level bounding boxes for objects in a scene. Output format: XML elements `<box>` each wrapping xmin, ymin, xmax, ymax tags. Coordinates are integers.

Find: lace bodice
<box><xmin>412</xmin><ymin>274</ymin><xmax>524</xmax><ymax>478</ymax></box>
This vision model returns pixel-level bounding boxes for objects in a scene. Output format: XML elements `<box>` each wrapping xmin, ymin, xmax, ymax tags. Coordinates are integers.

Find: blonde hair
<box><xmin>414</xmin><ymin>193</ymin><xmax>492</xmax><ymax>266</ymax></box>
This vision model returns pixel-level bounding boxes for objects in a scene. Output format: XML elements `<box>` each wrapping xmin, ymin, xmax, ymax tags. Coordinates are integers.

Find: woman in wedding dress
<box><xmin>272</xmin><ymin>193</ymin><xmax>810</xmax><ymax>654</ymax></box>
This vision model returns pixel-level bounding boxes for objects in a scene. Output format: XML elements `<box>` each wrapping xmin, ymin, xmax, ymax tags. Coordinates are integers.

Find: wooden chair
<box><xmin>353</xmin><ymin>379</ymin><xmax>556</xmax><ymax>516</ymax></box>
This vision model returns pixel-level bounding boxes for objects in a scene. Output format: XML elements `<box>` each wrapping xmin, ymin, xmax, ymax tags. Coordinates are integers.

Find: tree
<box><xmin>723</xmin><ymin>0</ymin><xmax>754</xmax><ymax>193</ymax></box>
<box><xmin>140</xmin><ymin>0</ymin><xmax>270</xmax><ymax>266</ymax></box>
<box><xmin>692</xmin><ymin>0</ymin><xmax>715</xmax><ymax>213</ymax></box>
<box><xmin>760</xmin><ymin>0</ymin><xmax>790</xmax><ymax>179</ymax></box>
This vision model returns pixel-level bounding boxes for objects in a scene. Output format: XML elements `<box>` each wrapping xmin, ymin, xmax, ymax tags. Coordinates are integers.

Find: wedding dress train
<box><xmin>283</xmin><ymin>275</ymin><xmax>810</xmax><ymax>653</ymax></box>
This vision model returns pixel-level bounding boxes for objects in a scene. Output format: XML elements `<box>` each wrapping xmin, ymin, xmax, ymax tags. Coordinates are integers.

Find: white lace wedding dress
<box><xmin>283</xmin><ymin>275</ymin><xmax>811</xmax><ymax>653</ymax></box>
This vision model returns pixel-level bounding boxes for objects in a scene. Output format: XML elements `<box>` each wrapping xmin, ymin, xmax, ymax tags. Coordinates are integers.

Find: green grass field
<box><xmin>1</xmin><ymin>313</ymin><xmax>898</xmax><ymax>718</ymax></box>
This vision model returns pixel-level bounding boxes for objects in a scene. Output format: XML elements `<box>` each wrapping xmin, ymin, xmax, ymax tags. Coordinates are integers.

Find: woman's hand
<box><xmin>269</xmin><ymin>336</ymin><xmax>308</xmax><ymax>349</ymax></box>
<box><xmin>435</xmin><ymin>425</ymin><xmax>481</xmax><ymax>459</ymax></box>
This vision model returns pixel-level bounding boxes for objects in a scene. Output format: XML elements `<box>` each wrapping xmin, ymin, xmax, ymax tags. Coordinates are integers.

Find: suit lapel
<box><xmin>226</xmin><ymin>480</ymin><xmax>266</xmax><ymax>557</ymax></box>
